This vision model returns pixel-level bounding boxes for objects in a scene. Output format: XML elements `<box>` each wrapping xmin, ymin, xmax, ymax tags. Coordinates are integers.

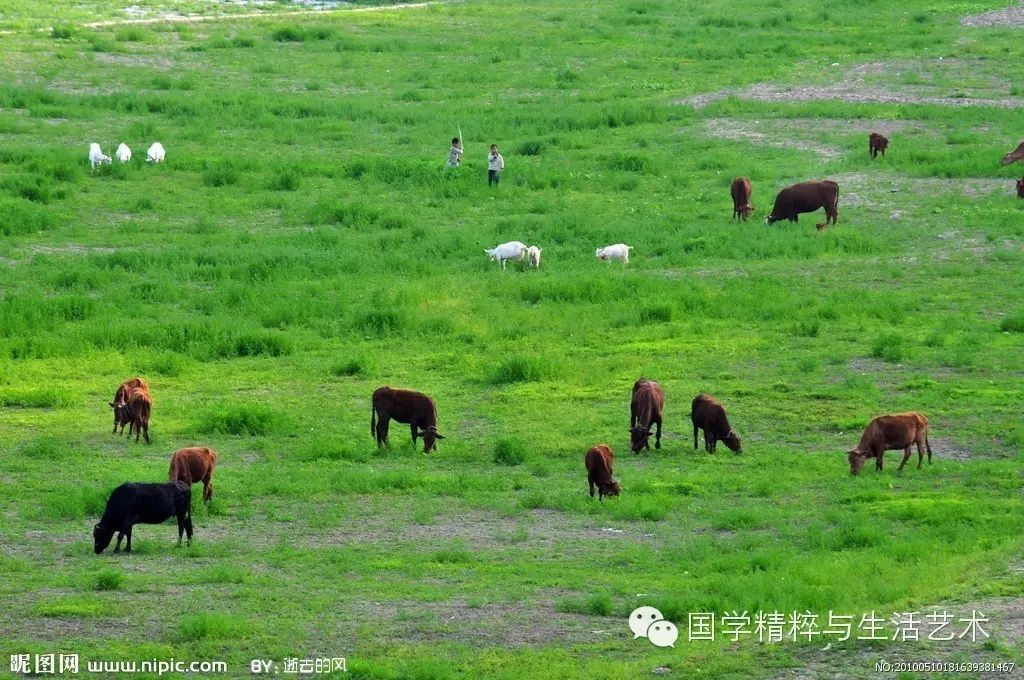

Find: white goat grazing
<box><xmin>146</xmin><ymin>142</ymin><xmax>165</xmax><ymax>163</ymax></box>
<box><xmin>527</xmin><ymin>245</ymin><xmax>542</xmax><ymax>269</ymax></box>
<box><xmin>485</xmin><ymin>241</ymin><xmax>528</xmax><ymax>270</ymax></box>
<box><xmin>115</xmin><ymin>143</ymin><xmax>132</xmax><ymax>163</ymax></box>
<box><xmin>88</xmin><ymin>143</ymin><xmax>111</xmax><ymax>171</ymax></box>
<box><xmin>595</xmin><ymin>243</ymin><xmax>633</xmax><ymax>264</ymax></box>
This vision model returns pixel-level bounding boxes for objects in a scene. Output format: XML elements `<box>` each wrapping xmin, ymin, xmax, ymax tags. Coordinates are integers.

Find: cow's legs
<box><xmin>177</xmin><ymin>513</ymin><xmax>185</xmax><ymax>546</ymax></box>
<box><xmin>124</xmin><ymin>526</ymin><xmax>133</xmax><ymax>553</ymax></box>
<box><xmin>897</xmin><ymin>447</ymin><xmax>913</xmax><ymax>472</ymax></box>
<box><xmin>876</xmin><ymin>452</ymin><xmax>884</xmax><ymax>471</ymax></box>
<box><xmin>589</xmin><ymin>480</ymin><xmax>595</xmax><ymax>498</ymax></box>
<box><xmin>915</xmin><ymin>437</ymin><xmax>925</xmax><ymax>469</ymax></box>
<box><xmin>142</xmin><ymin>421</ymin><xmax>150</xmax><ymax>444</ymax></box>
<box><xmin>410</xmin><ymin>423</ymin><xmax>419</xmax><ymax>447</ymax></box>
<box><xmin>113</xmin><ymin>531</ymin><xmax>125</xmax><ymax>553</ymax></box>
<box><xmin>693</xmin><ymin>422</ymin><xmax>699</xmax><ymax>450</ymax></box>
<box><xmin>202</xmin><ymin>474</ymin><xmax>213</xmax><ymax>503</ymax></box>
<box><xmin>654</xmin><ymin>418</ymin><xmax>662</xmax><ymax>449</ymax></box>
<box><xmin>376</xmin><ymin>417</ymin><xmax>390</xmax><ymax>447</ymax></box>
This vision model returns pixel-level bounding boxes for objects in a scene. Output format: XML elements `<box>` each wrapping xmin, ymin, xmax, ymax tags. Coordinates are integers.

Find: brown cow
<box><xmin>766</xmin><ymin>180</ymin><xmax>839</xmax><ymax>226</ymax></box>
<box><xmin>125</xmin><ymin>386</ymin><xmax>151</xmax><ymax>444</ymax></box>
<box><xmin>1000</xmin><ymin>141</ymin><xmax>1024</xmax><ymax>166</ymax></box>
<box><xmin>371</xmin><ymin>386</ymin><xmax>444</xmax><ymax>453</ymax></box>
<box><xmin>730</xmin><ymin>177</ymin><xmax>753</xmax><ymax>221</ymax></box>
<box><xmin>1016</xmin><ymin>178</ymin><xmax>1023</xmax><ymax>199</ymax></box>
<box><xmin>585</xmin><ymin>444</ymin><xmax>621</xmax><ymax>501</ymax></box>
<box><xmin>869</xmin><ymin>133</ymin><xmax>889</xmax><ymax>160</ymax></box>
<box><xmin>109</xmin><ymin>377</ymin><xmax>148</xmax><ymax>435</ymax></box>
<box><xmin>629</xmin><ymin>378</ymin><xmax>664</xmax><ymax>453</ymax></box>
<box><xmin>691</xmin><ymin>394</ymin><xmax>742</xmax><ymax>453</ymax></box>
<box><xmin>848</xmin><ymin>412</ymin><xmax>932</xmax><ymax>476</ymax></box>
<box><xmin>169</xmin><ymin>446</ymin><xmax>217</xmax><ymax>503</ymax></box>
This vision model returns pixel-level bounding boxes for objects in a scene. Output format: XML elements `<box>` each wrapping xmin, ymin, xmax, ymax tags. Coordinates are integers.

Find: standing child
<box><xmin>446</xmin><ymin>137</ymin><xmax>463</xmax><ymax>168</ymax></box>
<box><xmin>488</xmin><ymin>144</ymin><xmax>504</xmax><ymax>186</ymax></box>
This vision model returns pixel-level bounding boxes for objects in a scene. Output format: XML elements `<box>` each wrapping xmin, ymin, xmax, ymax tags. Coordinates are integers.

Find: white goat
<box><xmin>115</xmin><ymin>143</ymin><xmax>132</xmax><ymax>163</ymax></box>
<box><xmin>88</xmin><ymin>143</ymin><xmax>111</xmax><ymax>171</ymax></box>
<box><xmin>485</xmin><ymin>241</ymin><xmax>528</xmax><ymax>270</ymax></box>
<box><xmin>146</xmin><ymin>142</ymin><xmax>165</xmax><ymax>163</ymax></box>
<box><xmin>527</xmin><ymin>245</ymin><xmax>542</xmax><ymax>269</ymax></box>
<box><xmin>596</xmin><ymin>243</ymin><xmax>633</xmax><ymax>264</ymax></box>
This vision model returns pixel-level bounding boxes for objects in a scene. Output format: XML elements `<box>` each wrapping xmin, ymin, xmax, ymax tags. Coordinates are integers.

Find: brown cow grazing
<box><xmin>629</xmin><ymin>378</ymin><xmax>664</xmax><ymax>453</ymax></box>
<box><xmin>371</xmin><ymin>386</ymin><xmax>444</xmax><ymax>453</ymax></box>
<box><xmin>1016</xmin><ymin>178</ymin><xmax>1023</xmax><ymax>199</ymax></box>
<box><xmin>730</xmin><ymin>177</ymin><xmax>753</xmax><ymax>221</ymax></box>
<box><xmin>1000</xmin><ymin>141</ymin><xmax>1024</xmax><ymax>166</ymax></box>
<box><xmin>691</xmin><ymin>394</ymin><xmax>742</xmax><ymax>453</ymax></box>
<box><xmin>848</xmin><ymin>412</ymin><xmax>932</xmax><ymax>476</ymax></box>
<box><xmin>585</xmin><ymin>444</ymin><xmax>621</xmax><ymax>501</ymax></box>
<box><xmin>109</xmin><ymin>377</ymin><xmax>148</xmax><ymax>435</ymax></box>
<box><xmin>869</xmin><ymin>132</ymin><xmax>889</xmax><ymax>160</ymax></box>
<box><xmin>169</xmin><ymin>446</ymin><xmax>217</xmax><ymax>503</ymax></box>
<box><xmin>125</xmin><ymin>386</ymin><xmax>151</xmax><ymax>444</ymax></box>
<box><xmin>766</xmin><ymin>180</ymin><xmax>839</xmax><ymax>226</ymax></box>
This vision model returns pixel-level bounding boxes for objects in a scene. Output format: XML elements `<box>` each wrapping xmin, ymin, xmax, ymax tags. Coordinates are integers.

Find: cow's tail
<box><xmin>168</xmin><ymin>455</ymin><xmax>177</xmax><ymax>482</ymax></box>
<box><xmin>925</xmin><ymin>431</ymin><xmax>932</xmax><ymax>463</ymax></box>
<box><xmin>370</xmin><ymin>404</ymin><xmax>377</xmax><ymax>439</ymax></box>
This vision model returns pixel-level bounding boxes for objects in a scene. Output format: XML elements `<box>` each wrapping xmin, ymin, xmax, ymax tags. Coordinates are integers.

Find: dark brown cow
<box><xmin>766</xmin><ymin>180</ymin><xmax>839</xmax><ymax>226</ymax></box>
<box><xmin>691</xmin><ymin>394</ymin><xmax>741</xmax><ymax>453</ymax></box>
<box><xmin>109</xmin><ymin>377</ymin><xmax>148</xmax><ymax>435</ymax></box>
<box><xmin>169</xmin><ymin>446</ymin><xmax>217</xmax><ymax>503</ymax></box>
<box><xmin>629</xmin><ymin>378</ymin><xmax>664</xmax><ymax>453</ymax></box>
<box><xmin>584</xmin><ymin>444</ymin><xmax>621</xmax><ymax>501</ymax></box>
<box><xmin>371</xmin><ymin>386</ymin><xmax>444</xmax><ymax>453</ymax></box>
<box><xmin>125</xmin><ymin>386</ymin><xmax>151</xmax><ymax>444</ymax></box>
<box><xmin>848</xmin><ymin>412</ymin><xmax>932</xmax><ymax>476</ymax></box>
<box><xmin>730</xmin><ymin>177</ymin><xmax>753</xmax><ymax>221</ymax></box>
<box><xmin>1000</xmin><ymin>141</ymin><xmax>1024</xmax><ymax>166</ymax></box>
<box><xmin>1016</xmin><ymin>178</ymin><xmax>1023</xmax><ymax>199</ymax></box>
<box><xmin>869</xmin><ymin>133</ymin><xmax>889</xmax><ymax>160</ymax></box>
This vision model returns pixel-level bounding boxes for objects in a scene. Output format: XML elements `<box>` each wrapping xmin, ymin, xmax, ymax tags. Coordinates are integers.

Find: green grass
<box><xmin>0</xmin><ymin>0</ymin><xmax>1022</xmax><ymax>678</ymax></box>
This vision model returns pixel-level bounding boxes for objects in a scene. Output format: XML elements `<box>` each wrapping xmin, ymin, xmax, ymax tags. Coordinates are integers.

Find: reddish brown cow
<box><xmin>730</xmin><ymin>177</ymin><xmax>753</xmax><ymax>221</ymax></box>
<box><xmin>125</xmin><ymin>386</ymin><xmax>152</xmax><ymax>444</ymax></box>
<box><xmin>869</xmin><ymin>133</ymin><xmax>889</xmax><ymax>160</ymax></box>
<box><xmin>629</xmin><ymin>378</ymin><xmax>664</xmax><ymax>453</ymax></box>
<box><xmin>109</xmin><ymin>377</ymin><xmax>148</xmax><ymax>435</ymax></box>
<box><xmin>848</xmin><ymin>412</ymin><xmax>932</xmax><ymax>476</ymax></box>
<box><xmin>691</xmin><ymin>394</ymin><xmax>742</xmax><ymax>453</ymax></box>
<box><xmin>169</xmin><ymin>446</ymin><xmax>218</xmax><ymax>503</ymax></box>
<box><xmin>1016</xmin><ymin>178</ymin><xmax>1023</xmax><ymax>198</ymax></box>
<box><xmin>585</xmin><ymin>444</ymin><xmax>621</xmax><ymax>501</ymax></box>
<box><xmin>1000</xmin><ymin>141</ymin><xmax>1024</xmax><ymax>166</ymax></box>
<box><xmin>766</xmin><ymin>180</ymin><xmax>839</xmax><ymax>226</ymax></box>
<box><xmin>371</xmin><ymin>386</ymin><xmax>445</xmax><ymax>453</ymax></box>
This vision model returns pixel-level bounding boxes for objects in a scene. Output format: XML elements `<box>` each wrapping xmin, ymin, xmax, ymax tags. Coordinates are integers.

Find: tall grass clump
<box><xmin>493</xmin><ymin>438</ymin><xmax>527</xmax><ymax>466</ymax></box>
<box><xmin>999</xmin><ymin>312</ymin><xmax>1024</xmax><ymax>333</ymax></box>
<box><xmin>94</xmin><ymin>570</ymin><xmax>124</xmax><ymax>591</ymax></box>
<box><xmin>178</xmin><ymin>613</ymin><xmax>244</xmax><ymax>641</ymax></box>
<box><xmin>489</xmin><ymin>355</ymin><xmax>561</xmax><ymax>384</ymax></box>
<box><xmin>197</xmin><ymin>404</ymin><xmax>290</xmax><ymax>436</ymax></box>
<box><xmin>871</xmin><ymin>333</ymin><xmax>908</xmax><ymax>363</ymax></box>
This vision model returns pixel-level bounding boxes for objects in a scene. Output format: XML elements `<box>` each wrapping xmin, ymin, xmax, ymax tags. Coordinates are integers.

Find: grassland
<box><xmin>0</xmin><ymin>0</ymin><xmax>1022</xmax><ymax>678</ymax></box>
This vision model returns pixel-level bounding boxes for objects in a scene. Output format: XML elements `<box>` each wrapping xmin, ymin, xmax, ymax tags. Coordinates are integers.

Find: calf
<box><xmin>1000</xmin><ymin>141</ymin><xmax>1024</xmax><ymax>166</ymax></box>
<box><xmin>527</xmin><ymin>245</ymin><xmax>542</xmax><ymax>269</ymax></box>
<box><xmin>1016</xmin><ymin>178</ymin><xmax>1023</xmax><ymax>199</ymax></box>
<box><xmin>485</xmin><ymin>241</ymin><xmax>527</xmax><ymax>270</ymax></box>
<box><xmin>869</xmin><ymin>133</ymin><xmax>889</xmax><ymax>160</ymax></box>
<box><xmin>766</xmin><ymin>180</ymin><xmax>839</xmax><ymax>226</ymax></box>
<box><xmin>169</xmin><ymin>446</ymin><xmax>217</xmax><ymax>503</ymax></box>
<box><xmin>596</xmin><ymin>243</ymin><xmax>632</xmax><ymax>264</ymax></box>
<box><xmin>125</xmin><ymin>386</ymin><xmax>152</xmax><ymax>444</ymax></box>
<box><xmin>93</xmin><ymin>481</ymin><xmax>192</xmax><ymax>554</ymax></box>
<box><xmin>585</xmin><ymin>444</ymin><xmax>621</xmax><ymax>501</ymax></box>
<box><xmin>848</xmin><ymin>412</ymin><xmax>932</xmax><ymax>475</ymax></box>
<box><xmin>371</xmin><ymin>386</ymin><xmax>445</xmax><ymax>453</ymax></box>
<box><xmin>629</xmin><ymin>378</ymin><xmax>664</xmax><ymax>453</ymax></box>
<box><xmin>691</xmin><ymin>393</ymin><xmax>742</xmax><ymax>453</ymax></box>
<box><xmin>110</xmin><ymin>377</ymin><xmax>149</xmax><ymax>435</ymax></box>
<box><xmin>730</xmin><ymin>177</ymin><xmax>753</xmax><ymax>220</ymax></box>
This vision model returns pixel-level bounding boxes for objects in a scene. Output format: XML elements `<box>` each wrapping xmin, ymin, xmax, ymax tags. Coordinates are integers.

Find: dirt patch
<box><xmin>702</xmin><ymin>119</ymin><xmax>843</xmax><ymax>160</ymax></box>
<box><xmin>962</xmin><ymin>2</ymin><xmax>1024</xmax><ymax>27</ymax></box>
<box><xmin>927</xmin><ymin>437</ymin><xmax>973</xmax><ymax>462</ymax></box>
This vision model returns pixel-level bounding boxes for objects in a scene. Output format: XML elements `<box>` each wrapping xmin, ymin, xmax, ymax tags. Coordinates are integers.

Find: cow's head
<box><xmin>741</xmin><ymin>204</ymin><xmax>754</xmax><ymax>219</ymax></box>
<box><xmin>93</xmin><ymin>522</ymin><xmax>114</xmax><ymax>554</ymax></box>
<box><xmin>109</xmin><ymin>398</ymin><xmax>129</xmax><ymax>422</ymax></box>
<box><xmin>605</xmin><ymin>478</ymin><xmax>622</xmax><ymax>497</ymax></box>
<box><xmin>629</xmin><ymin>426</ymin><xmax>650</xmax><ymax>453</ymax></box>
<box><xmin>420</xmin><ymin>425</ymin><xmax>445</xmax><ymax>452</ymax></box>
<box><xmin>1016</xmin><ymin>178</ymin><xmax>1024</xmax><ymax>196</ymax></box>
<box><xmin>847</xmin><ymin>448</ymin><xmax>869</xmax><ymax>476</ymax></box>
<box><xmin>765</xmin><ymin>213</ymin><xmax>780</xmax><ymax>225</ymax></box>
<box><xmin>723</xmin><ymin>430</ymin><xmax>742</xmax><ymax>453</ymax></box>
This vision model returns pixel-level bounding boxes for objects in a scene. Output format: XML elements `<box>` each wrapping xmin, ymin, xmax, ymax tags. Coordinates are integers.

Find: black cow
<box><xmin>93</xmin><ymin>481</ymin><xmax>192</xmax><ymax>554</ymax></box>
<box><xmin>766</xmin><ymin>180</ymin><xmax>839</xmax><ymax>226</ymax></box>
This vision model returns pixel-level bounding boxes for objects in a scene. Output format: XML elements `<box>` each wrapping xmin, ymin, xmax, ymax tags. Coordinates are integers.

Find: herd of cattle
<box><xmin>95</xmin><ymin>375</ymin><xmax>935</xmax><ymax>552</ymax></box>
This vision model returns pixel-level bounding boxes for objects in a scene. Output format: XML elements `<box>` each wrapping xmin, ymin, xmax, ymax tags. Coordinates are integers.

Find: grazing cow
<box><xmin>847</xmin><ymin>412</ymin><xmax>932</xmax><ymax>476</ymax></box>
<box><xmin>766</xmin><ymin>180</ymin><xmax>839</xmax><ymax>226</ymax></box>
<box><xmin>93</xmin><ymin>481</ymin><xmax>192</xmax><ymax>554</ymax></box>
<box><xmin>730</xmin><ymin>177</ymin><xmax>753</xmax><ymax>221</ymax></box>
<box><xmin>1000</xmin><ymin>141</ymin><xmax>1024</xmax><ymax>166</ymax></box>
<box><xmin>125</xmin><ymin>386</ymin><xmax>152</xmax><ymax>444</ymax></box>
<box><xmin>169</xmin><ymin>446</ymin><xmax>217</xmax><ymax>503</ymax></box>
<box><xmin>1016</xmin><ymin>178</ymin><xmax>1023</xmax><ymax>199</ymax></box>
<box><xmin>485</xmin><ymin>241</ymin><xmax>527</xmax><ymax>270</ymax></box>
<box><xmin>110</xmin><ymin>377</ymin><xmax>149</xmax><ymax>435</ymax></box>
<box><xmin>527</xmin><ymin>245</ymin><xmax>542</xmax><ymax>269</ymax></box>
<box><xmin>371</xmin><ymin>386</ymin><xmax>445</xmax><ymax>453</ymax></box>
<box><xmin>596</xmin><ymin>243</ymin><xmax>633</xmax><ymax>264</ymax></box>
<box><xmin>146</xmin><ymin>142</ymin><xmax>166</xmax><ymax>163</ymax></box>
<box><xmin>585</xmin><ymin>444</ymin><xmax>621</xmax><ymax>501</ymax></box>
<box><xmin>691</xmin><ymin>393</ymin><xmax>742</xmax><ymax>453</ymax></box>
<box><xmin>629</xmin><ymin>378</ymin><xmax>664</xmax><ymax>453</ymax></box>
<box><xmin>115</xmin><ymin>143</ymin><xmax>132</xmax><ymax>163</ymax></box>
<box><xmin>88</xmin><ymin>143</ymin><xmax>111</xmax><ymax>171</ymax></box>
<box><xmin>869</xmin><ymin>133</ymin><xmax>889</xmax><ymax>160</ymax></box>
